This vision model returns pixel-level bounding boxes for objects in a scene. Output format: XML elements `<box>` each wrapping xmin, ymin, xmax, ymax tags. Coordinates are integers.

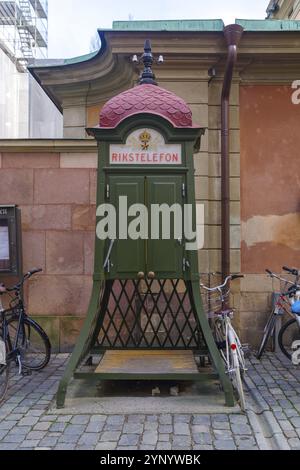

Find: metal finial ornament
<box><xmin>132</xmin><ymin>40</ymin><xmax>163</xmax><ymax>86</ymax></box>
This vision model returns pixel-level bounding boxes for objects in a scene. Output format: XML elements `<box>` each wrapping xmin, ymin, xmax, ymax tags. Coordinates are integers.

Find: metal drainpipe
<box><xmin>221</xmin><ymin>24</ymin><xmax>244</xmax><ymax>281</ymax></box>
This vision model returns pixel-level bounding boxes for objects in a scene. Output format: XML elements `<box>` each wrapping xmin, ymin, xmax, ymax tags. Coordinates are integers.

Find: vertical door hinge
<box><xmin>182</xmin><ymin>183</ymin><xmax>186</xmax><ymax>198</ymax></box>
<box><xmin>106</xmin><ymin>184</ymin><xmax>110</xmax><ymax>199</ymax></box>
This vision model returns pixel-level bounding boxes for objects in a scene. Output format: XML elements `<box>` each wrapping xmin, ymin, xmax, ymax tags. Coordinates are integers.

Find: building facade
<box><xmin>0</xmin><ymin>0</ymin><xmax>62</xmax><ymax>138</ymax></box>
<box><xmin>267</xmin><ymin>0</ymin><xmax>300</xmax><ymax>18</ymax></box>
<box><xmin>0</xmin><ymin>19</ymin><xmax>300</xmax><ymax>351</ymax></box>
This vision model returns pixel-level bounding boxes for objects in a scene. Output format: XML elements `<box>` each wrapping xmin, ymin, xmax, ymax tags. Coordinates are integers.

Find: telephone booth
<box><xmin>56</xmin><ymin>41</ymin><xmax>234</xmax><ymax>408</ymax></box>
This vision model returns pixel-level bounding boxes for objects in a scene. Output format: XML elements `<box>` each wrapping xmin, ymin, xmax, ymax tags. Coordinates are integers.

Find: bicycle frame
<box><xmin>0</xmin><ymin>294</ymin><xmax>26</xmax><ymax>373</ymax></box>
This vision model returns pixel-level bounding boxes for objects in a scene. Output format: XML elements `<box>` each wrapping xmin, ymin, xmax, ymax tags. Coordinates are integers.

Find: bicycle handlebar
<box><xmin>283</xmin><ymin>266</ymin><xmax>299</xmax><ymax>276</ymax></box>
<box><xmin>200</xmin><ymin>274</ymin><xmax>244</xmax><ymax>292</ymax></box>
<box><xmin>1</xmin><ymin>268</ymin><xmax>43</xmax><ymax>293</ymax></box>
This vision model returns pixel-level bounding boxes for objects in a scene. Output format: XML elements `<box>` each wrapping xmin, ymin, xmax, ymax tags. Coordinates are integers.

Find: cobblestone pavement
<box><xmin>0</xmin><ymin>353</ymin><xmax>299</xmax><ymax>450</ymax></box>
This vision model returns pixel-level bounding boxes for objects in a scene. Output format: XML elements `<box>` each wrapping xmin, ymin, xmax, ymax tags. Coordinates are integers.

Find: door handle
<box><xmin>147</xmin><ymin>272</ymin><xmax>156</xmax><ymax>279</ymax></box>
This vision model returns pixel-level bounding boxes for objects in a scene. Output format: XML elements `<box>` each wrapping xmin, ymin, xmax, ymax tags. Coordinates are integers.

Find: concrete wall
<box><xmin>0</xmin><ymin>47</ymin><xmax>29</xmax><ymax>138</ymax></box>
<box><xmin>0</xmin><ymin>46</ymin><xmax>63</xmax><ymax>139</ymax></box>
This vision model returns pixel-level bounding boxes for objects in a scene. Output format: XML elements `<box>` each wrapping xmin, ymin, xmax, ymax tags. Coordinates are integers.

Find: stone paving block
<box><xmin>119</xmin><ymin>434</ymin><xmax>140</xmax><ymax>446</ymax></box>
<box><xmin>144</xmin><ymin>422</ymin><xmax>158</xmax><ymax>431</ymax></box>
<box><xmin>58</xmin><ymin>434</ymin><xmax>80</xmax><ymax>444</ymax></box>
<box><xmin>0</xmin><ymin>443</ymin><xmax>19</xmax><ymax>450</ymax></box>
<box><xmin>101</xmin><ymin>431</ymin><xmax>121</xmax><ymax>442</ymax></box>
<box><xmin>78</xmin><ymin>433</ymin><xmax>100</xmax><ymax>446</ymax></box>
<box><xmin>288</xmin><ymin>438</ymin><xmax>300</xmax><ymax>449</ymax></box>
<box><xmin>18</xmin><ymin>416</ymin><xmax>39</xmax><ymax>426</ymax></box>
<box><xmin>231</xmin><ymin>423</ymin><xmax>253</xmax><ymax>435</ymax></box>
<box><xmin>193</xmin><ymin>444</ymin><xmax>214</xmax><ymax>450</ymax></box>
<box><xmin>70</xmin><ymin>415</ymin><xmax>90</xmax><ymax>425</ymax></box>
<box><xmin>193</xmin><ymin>432</ymin><xmax>213</xmax><ymax>445</ymax></box>
<box><xmin>9</xmin><ymin>425</ymin><xmax>31</xmax><ymax>435</ymax></box>
<box><xmin>39</xmin><ymin>437</ymin><xmax>58</xmax><ymax>447</ymax></box>
<box><xmin>1</xmin><ymin>421</ymin><xmax>17</xmax><ymax>430</ymax></box>
<box><xmin>96</xmin><ymin>442</ymin><xmax>117</xmax><ymax>450</ymax></box>
<box><xmin>142</xmin><ymin>431</ymin><xmax>158</xmax><ymax>445</ymax></box>
<box><xmin>174</xmin><ymin>415</ymin><xmax>191</xmax><ymax>424</ymax></box>
<box><xmin>106</xmin><ymin>415</ymin><xmax>125</xmax><ymax>425</ymax></box>
<box><xmin>26</xmin><ymin>431</ymin><xmax>47</xmax><ymax>440</ymax></box>
<box><xmin>214</xmin><ymin>439</ymin><xmax>237</xmax><ymax>450</ymax></box>
<box><xmin>20</xmin><ymin>440</ymin><xmax>40</xmax><ymax>448</ymax></box>
<box><xmin>49</xmin><ymin>422</ymin><xmax>67</xmax><ymax>433</ymax></box>
<box><xmin>291</xmin><ymin>417</ymin><xmax>300</xmax><ymax>428</ymax></box>
<box><xmin>64</xmin><ymin>424</ymin><xmax>86</xmax><ymax>435</ymax></box>
<box><xmin>3</xmin><ymin>434</ymin><xmax>25</xmax><ymax>444</ymax></box>
<box><xmin>158</xmin><ymin>434</ymin><xmax>170</xmax><ymax>442</ymax></box>
<box><xmin>56</xmin><ymin>415</ymin><xmax>73</xmax><ymax>423</ymax></box>
<box><xmin>212</xmin><ymin>414</ymin><xmax>228</xmax><ymax>423</ymax></box>
<box><xmin>55</xmin><ymin>444</ymin><xmax>76</xmax><ymax>450</ymax></box>
<box><xmin>172</xmin><ymin>435</ymin><xmax>192</xmax><ymax>447</ymax></box>
<box><xmin>126</xmin><ymin>415</ymin><xmax>145</xmax><ymax>424</ymax></box>
<box><xmin>159</xmin><ymin>414</ymin><xmax>172</xmax><ymax>425</ymax></box>
<box><xmin>123</xmin><ymin>423</ymin><xmax>144</xmax><ymax>434</ymax></box>
<box><xmin>33</xmin><ymin>422</ymin><xmax>53</xmax><ymax>431</ymax></box>
<box><xmin>192</xmin><ymin>415</ymin><xmax>211</xmax><ymax>425</ymax></box>
<box><xmin>229</xmin><ymin>414</ymin><xmax>248</xmax><ymax>425</ymax></box>
<box><xmin>158</xmin><ymin>425</ymin><xmax>172</xmax><ymax>434</ymax></box>
<box><xmin>86</xmin><ymin>422</ymin><xmax>105</xmax><ymax>433</ymax></box>
<box><xmin>146</xmin><ymin>416</ymin><xmax>158</xmax><ymax>422</ymax></box>
<box><xmin>173</xmin><ymin>423</ymin><xmax>190</xmax><ymax>435</ymax></box>
<box><xmin>156</xmin><ymin>443</ymin><xmax>172</xmax><ymax>450</ymax></box>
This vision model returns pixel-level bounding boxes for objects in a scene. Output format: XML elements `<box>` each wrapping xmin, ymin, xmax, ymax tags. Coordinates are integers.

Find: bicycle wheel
<box><xmin>7</xmin><ymin>316</ymin><xmax>51</xmax><ymax>370</ymax></box>
<box><xmin>231</xmin><ymin>356</ymin><xmax>246</xmax><ymax>412</ymax></box>
<box><xmin>0</xmin><ymin>339</ymin><xmax>10</xmax><ymax>404</ymax></box>
<box><xmin>278</xmin><ymin>318</ymin><xmax>300</xmax><ymax>360</ymax></box>
<box><xmin>227</xmin><ymin>326</ymin><xmax>246</xmax><ymax>411</ymax></box>
<box><xmin>256</xmin><ymin>310</ymin><xmax>277</xmax><ymax>360</ymax></box>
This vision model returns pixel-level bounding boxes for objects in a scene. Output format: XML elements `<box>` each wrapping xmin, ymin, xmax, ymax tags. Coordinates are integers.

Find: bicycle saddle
<box><xmin>214</xmin><ymin>309</ymin><xmax>233</xmax><ymax>316</ymax></box>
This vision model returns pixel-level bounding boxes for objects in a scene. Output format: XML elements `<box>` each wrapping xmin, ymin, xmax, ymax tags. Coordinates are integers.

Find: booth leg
<box><xmin>56</xmin><ymin>280</ymin><xmax>104</xmax><ymax>408</ymax></box>
<box><xmin>190</xmin><ymin>280</ymin><xmax>235</xmax><ymax>407</ymax></box>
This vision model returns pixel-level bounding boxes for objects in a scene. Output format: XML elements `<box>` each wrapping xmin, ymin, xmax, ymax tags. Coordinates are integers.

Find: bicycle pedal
<box><xmin>21</xmin><ymin>369</ymin><xmax>32</xmax><ymax>377</ymax></box>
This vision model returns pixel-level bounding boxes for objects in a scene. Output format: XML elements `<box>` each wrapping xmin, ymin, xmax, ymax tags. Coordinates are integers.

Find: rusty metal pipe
<box><xmin>221</xmin><ymin>24</ymin><xmax>243</xmax><ymax>280</ymax></box>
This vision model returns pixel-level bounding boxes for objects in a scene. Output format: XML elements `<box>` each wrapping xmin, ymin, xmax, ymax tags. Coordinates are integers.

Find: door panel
<box><xmin>147</xmin><ymin>176</ymin><xmax>184</xmax><ymax>278</ymax></box>
<box><xmin>109</xmin><ymin>176</ymin><xmax>145</xmax><ymax>277</ymax></box>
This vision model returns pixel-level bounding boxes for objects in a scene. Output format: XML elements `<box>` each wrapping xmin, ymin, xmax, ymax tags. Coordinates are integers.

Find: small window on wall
<box><xmin>0</xmin><ymin>219</ymin><xmax>10</xmax><ymax>272</ymax></box>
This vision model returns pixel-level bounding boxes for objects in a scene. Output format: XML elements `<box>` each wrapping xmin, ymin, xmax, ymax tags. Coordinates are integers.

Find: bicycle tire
<box><xmin>6</xmin><ymin>316</ymin><xmax>51</xmax><ymax>371</ymax></box>
<box><xmin>256</xmin><ymin>311</ymin><xmax>277</xmax><ymax>360</ymax></box>
<box><xmin>0</xmin><ymin>341</ymin><xmax>10</xmax><ymax>404</ymax></box>
<box><xmin>232</xmin><ymin>358</ymin><xmax>246</xmax><ymax>412</ymax></box>
<box><xmin>278</xmin><ymin>318</ymin><xmax>300</xmax><ymax>360</ymax></box>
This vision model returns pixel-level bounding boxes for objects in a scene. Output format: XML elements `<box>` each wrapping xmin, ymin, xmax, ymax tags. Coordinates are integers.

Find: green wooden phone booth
<box><xmin>56</xmin><ymin>41</ymin><xmax>234</xmax><ymax>408</ymax></box>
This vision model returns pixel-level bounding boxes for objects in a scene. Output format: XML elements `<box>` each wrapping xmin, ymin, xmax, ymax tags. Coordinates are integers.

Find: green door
<box><xmin>146</xmin><ymin>175</ymin><xmax>184</xmax><ymax>278</ymax></box>
<box><xmin>109</xmin><ymin>175</ymin><xmax>145</xmax><ymax>278</ymax></box>
<box><xmin>108</xmin><ymin>174</ymin><xmax>184</xmax><ymax>279</ymax></box>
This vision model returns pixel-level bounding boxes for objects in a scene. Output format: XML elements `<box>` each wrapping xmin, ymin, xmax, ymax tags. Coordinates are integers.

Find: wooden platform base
<box><xmin>95</xmin><ymin>350</ymin><xmax>199</xmax><ymax>375</ymax></box>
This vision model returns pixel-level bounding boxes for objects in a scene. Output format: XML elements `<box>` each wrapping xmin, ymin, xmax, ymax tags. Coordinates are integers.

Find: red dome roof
<box><xmin>100</xmin><ymin>84</ymin><xmax>194</xmax><ymax>128</ymax></box>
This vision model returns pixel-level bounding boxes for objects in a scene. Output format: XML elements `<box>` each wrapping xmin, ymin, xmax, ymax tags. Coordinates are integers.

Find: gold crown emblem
<box><xmin>139</xmin><ymin>130</ymin><xmax>151</xmax><ymax>150</ymax></box>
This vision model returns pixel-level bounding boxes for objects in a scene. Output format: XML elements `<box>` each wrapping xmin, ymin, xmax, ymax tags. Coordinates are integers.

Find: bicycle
<box><xmin>200</xmin><ymin>274</ymin><xmax>247</xmax><ymax>411</ymax></box>
<box><xmin>0</xmin><ymin>269</ymin><xmax>51</xmax><ymax>404</ymax></box>
<box><xmin>256</xmin><ymin>266</ymin><xmax>300</xmax><ymax>360</ymax></box>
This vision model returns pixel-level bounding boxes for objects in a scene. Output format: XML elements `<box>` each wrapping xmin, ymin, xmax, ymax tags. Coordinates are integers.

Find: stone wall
<box><xmin>240</xmin><ymin>85</ymin><xmax>300</xmax><ymax>347</ymax></box>
<box><xmin>0</xmin><ymin>147</ymin><xmax>97</xmax><ymax>351</ymax></box>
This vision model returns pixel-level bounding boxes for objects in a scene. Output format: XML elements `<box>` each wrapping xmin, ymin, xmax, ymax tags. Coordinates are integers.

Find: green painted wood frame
<box><xmin>56</xmin><ymin>114</ymin><xmax>234</xmax><ymax>408</ymax></box>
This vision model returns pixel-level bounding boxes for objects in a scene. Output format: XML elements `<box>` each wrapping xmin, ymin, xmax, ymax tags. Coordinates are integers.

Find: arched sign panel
<box><xmin>109</xmin><ymin>128</ymin><xmax>182</xmax><ymax>165</ymax></box>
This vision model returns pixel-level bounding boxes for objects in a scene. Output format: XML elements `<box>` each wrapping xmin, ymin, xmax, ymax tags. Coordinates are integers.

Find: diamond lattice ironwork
<box><xmin>96</xmin><ymin>279</ymin><xmax>204</xmax><ymax>350</ymax></box>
